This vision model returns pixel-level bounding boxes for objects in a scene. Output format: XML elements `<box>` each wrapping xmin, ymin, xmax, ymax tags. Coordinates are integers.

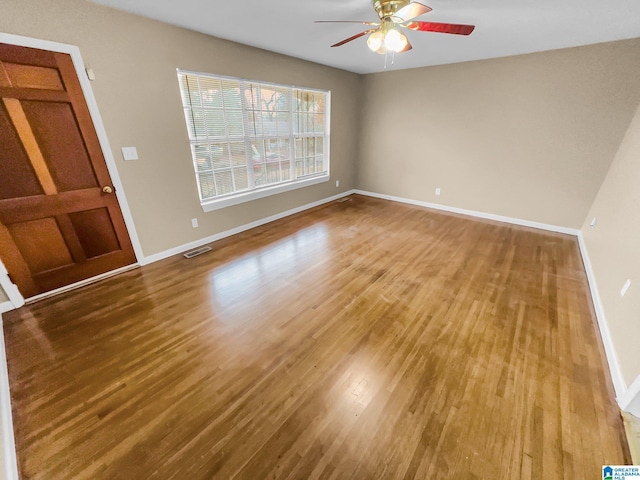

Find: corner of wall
<box><xmin>577</xmin><ymin>232</ymin><xmax>627</xmax><ymax>401</ymax></box>
<box><xmin>353</xmin><ymin>73</ymin><xmax>369</xmax><ymax>191</ymax></box>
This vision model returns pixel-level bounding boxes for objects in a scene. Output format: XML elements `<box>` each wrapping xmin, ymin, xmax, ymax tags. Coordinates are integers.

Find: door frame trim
<box><xmin>0</xmin><ymin>260</ymin><xmax>24</xmax><ymax>311</ymax></box>
<box><xmin>0</xmin><ymin>33</ymin><xmax>145</xmax><ymax>305</ymax></box>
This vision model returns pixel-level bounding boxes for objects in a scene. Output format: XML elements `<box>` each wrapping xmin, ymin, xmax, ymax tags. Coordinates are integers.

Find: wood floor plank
<box><xmin>2</xmin><ymin>194</ymin><xmax>630</xmax><ymax>479</ymax></box>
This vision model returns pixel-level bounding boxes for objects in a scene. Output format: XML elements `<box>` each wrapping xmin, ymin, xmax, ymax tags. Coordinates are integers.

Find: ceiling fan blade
<box><xmin>331</xmin><ymin>30</ymin><xmax>375</xmax><ymax>47</ymax></box>
<box><xmin>394</xmin><ymin>2</ymin><xmax>432</xmax><ymax>22</ymax></box>
<box><xmin>316</xmin><ymin>20</ymin><xmax>379</xmax><ymax>26</ymax></box>
<box><xmin>405</xmin><ymin>21</ymin><xmax>475</xmax><ymax>35</ymax></box>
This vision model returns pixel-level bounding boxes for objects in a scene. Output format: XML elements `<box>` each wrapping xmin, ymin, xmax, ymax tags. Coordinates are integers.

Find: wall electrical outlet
<box><xmin>191</xmin><ymin>218</ymin><xmax>198</xmax><ymax>228</ymax></box>
<box><xmin>435</xmin><ymin>188</ymin><xmax>441</xmax><ymax>196</ymax></box>
<box><xmin>336</xmin><ymin>180</ymin><xmax>340</xmax><ymax>187</ymax></box>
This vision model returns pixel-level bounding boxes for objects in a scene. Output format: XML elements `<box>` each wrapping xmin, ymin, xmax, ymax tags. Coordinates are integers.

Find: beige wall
<box><xmin>581</xmin><ymin>103</ymin><xmax>640</xmax><ymax>386</ymax></box>
<box><xmin>0</xmin><ymin>290</ymin><xmax>7</xmax><ymax>304</ymax></box>
<box><xmin>357</xmin><ymin>39</ymin><xmax>640</xmax><ymax>229</ymax></box>
<box><xmin>0</xmin><ymin>0</ymin><xmax>361</xmax><ymax>258</ymax></box>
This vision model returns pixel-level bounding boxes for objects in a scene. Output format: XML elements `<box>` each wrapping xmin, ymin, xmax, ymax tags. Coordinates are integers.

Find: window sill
<box><xmin>201</xmin><ymin>174</ymin><xmax>330</xmax><ymax>212</ymax></box>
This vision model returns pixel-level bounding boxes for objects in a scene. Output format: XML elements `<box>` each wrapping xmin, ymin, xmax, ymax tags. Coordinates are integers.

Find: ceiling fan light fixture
<box><xmin>367</xmin><ymin>30</ymin><xmax>386</xmax><ymax>53</ymax></box>
<box><xmin>384</xmin><ymin>28</ymin><xmax>408</xmax><ymax>53</ymax></box>
<box><xmin>320</xmin><ymin>1</ymin><xmax>475</xmax><ymax>55</ymax></box>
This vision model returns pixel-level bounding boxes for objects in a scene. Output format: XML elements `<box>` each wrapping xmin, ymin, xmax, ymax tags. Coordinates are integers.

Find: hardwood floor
<box><xmin>2</xmin><ymin>194</ymin><xmax>630</xmax><ymax>479</ymax></box>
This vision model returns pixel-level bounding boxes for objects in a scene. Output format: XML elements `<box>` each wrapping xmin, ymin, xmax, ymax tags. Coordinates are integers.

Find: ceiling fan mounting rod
<box><xmin>372</xmin><ymin>0</ymin><xmax>411</xmax><ymax>20</ymax></box>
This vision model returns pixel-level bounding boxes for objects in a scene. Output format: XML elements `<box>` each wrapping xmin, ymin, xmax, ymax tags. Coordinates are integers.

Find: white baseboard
<box><xmin>577</xmin><ymin>232</ymin><xmax>627</xmax><ymax>402</ymax></box>
<box><xmin>1</xmin><ymin>187</ymin><xmax>630</xmax><ymax>416</ymax></box>
<box><xmin>140</xmin><ymin>190</ymin><xmax>356</xmax><ymax>265</ymax></box>
<box><xmin>354</xmin><ymin>189</ymin><xmax>628</xmax><ymax>407</ymax></box>
<box><xmin>353</xmin><ymin>190</ymin><xmax>580</xmax><ymax>235</ymax></box>
<box><xmin>0</xmin><ymin>191</ymin><xmax>358</xmax><ymax>310</ymax></box>
<box><xmin>0</xmin><ymin>317</ymin><xmax>19</xmax><ymax>480</ymax></box>
<box><xmin>0</xmin><ymin>187</ymin><xmax>630</xmax><ymax>478</ymax></box>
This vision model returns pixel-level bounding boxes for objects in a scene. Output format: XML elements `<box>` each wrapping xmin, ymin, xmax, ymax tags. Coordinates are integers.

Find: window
<box><xmin>177</xmin><ymin>70</ymin><xmax>330</xmax><ymax>211</ymax></box>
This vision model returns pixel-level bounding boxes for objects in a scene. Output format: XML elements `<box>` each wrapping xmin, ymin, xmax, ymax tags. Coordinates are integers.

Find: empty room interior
<box><xmin>1</xmin><ymin>0</ymin><xmax>640</xmax><ymax>478</ymax></box>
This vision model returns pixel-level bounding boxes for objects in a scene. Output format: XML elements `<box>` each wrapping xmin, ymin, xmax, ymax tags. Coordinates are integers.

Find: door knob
<box><xmin>102</xmin><ymin>186</ymin><xmax>113</xmax><ymax>194</ymax></box>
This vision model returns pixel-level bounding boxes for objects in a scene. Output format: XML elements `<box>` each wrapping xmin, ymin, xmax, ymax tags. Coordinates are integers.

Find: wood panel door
<box><xmin>0</xmin><ymin>43</ymin><xmax>136</xmax><ymax>298</ymax></box>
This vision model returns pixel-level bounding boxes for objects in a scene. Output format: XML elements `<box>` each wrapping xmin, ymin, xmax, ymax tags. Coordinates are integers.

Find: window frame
<box><xmin>177</xmin><ymin>69</ymin><xmax>331</xmax><ymax>212</ymax></box>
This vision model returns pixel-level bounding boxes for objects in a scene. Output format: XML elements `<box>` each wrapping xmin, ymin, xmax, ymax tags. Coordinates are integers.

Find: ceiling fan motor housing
<box><xmin>373</xmin><ymin>0</ymin><xmax>411</xmax><ymax>20</ymax></box>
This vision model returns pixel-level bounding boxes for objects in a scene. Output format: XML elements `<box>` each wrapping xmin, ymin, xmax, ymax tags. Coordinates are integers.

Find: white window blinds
<box><xmin>177</xmin><ymin>70</ymin><xmax>330</xmax><ymax>205</ymax></box>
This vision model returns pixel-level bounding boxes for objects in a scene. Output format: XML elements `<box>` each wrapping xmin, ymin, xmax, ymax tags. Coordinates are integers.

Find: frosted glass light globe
<box><xmin>367</xmin><ymin>31</ymin><xmax>385</xmax><ymax>52</ymax></box>
<box><xmin>384</xmin><ymin>29</ymin><xmax>408</xmax><ymax>53</ymax></box>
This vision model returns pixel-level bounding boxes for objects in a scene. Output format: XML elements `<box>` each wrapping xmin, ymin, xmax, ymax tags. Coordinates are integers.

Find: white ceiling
<box><xmin>91</xmin><ymin>0</ymin><xmax>640</xmax><ymax>74</ymax></box>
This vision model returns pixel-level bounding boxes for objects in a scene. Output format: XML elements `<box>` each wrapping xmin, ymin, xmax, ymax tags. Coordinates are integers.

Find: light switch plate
<box><xmin>121</xmin><ymin>147</ymin><xmax>139</xmax><ymax>161</ymax></box>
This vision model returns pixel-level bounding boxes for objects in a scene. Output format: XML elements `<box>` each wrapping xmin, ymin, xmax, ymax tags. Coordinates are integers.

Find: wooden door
<box><xmin>0</xmin><ymin>43</ymin><xmax>136</xmax><ymax>298</ymax></box>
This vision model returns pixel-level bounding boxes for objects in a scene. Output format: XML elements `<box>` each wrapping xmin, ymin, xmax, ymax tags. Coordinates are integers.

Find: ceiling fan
<box><xmin>317</xmin><ymin>0</ymin><xmax>475</xmax><ymax>54</ymax></box>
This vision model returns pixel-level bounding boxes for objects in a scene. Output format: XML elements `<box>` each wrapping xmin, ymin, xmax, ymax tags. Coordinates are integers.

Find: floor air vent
<box><xmin>183</xmin><ymin>246</ymin><xmax>212</xmax><ymax>259</ymax></box>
